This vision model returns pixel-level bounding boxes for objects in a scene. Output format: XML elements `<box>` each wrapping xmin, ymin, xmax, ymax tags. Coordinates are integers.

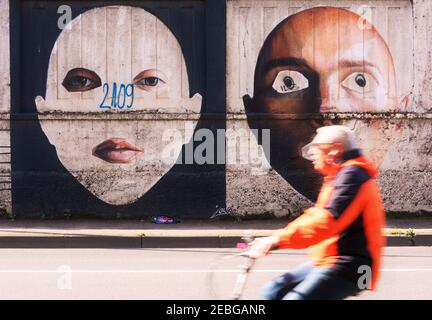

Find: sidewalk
<box><xmin>0</xmin><ymin>218</ymin><xmax>430</xmax><ymax>248</ymax></box>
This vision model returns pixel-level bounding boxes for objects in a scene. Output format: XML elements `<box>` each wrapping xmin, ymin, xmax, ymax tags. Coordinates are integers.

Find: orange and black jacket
<box><xmin>275</xmin><ymin>149</ymin><xmax>386</xmax><ymax>290</ymax></box>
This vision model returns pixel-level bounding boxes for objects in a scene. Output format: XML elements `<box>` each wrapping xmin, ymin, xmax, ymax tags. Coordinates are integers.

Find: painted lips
<box><xmin>92</xmin><ymin>138</ymin><xmax>144</xmax><ymax>164</ymax></box>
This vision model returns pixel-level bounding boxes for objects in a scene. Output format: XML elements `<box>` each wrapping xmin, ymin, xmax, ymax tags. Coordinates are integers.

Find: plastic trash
<box><xmin>152</xmin><ymin>215</ymin><xmax>180</xmax><ymax>224</ymax></box>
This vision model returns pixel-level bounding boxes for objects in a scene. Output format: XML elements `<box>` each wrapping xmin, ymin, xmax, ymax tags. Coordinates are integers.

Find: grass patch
<box><xmin>385</xmin><ymin>228</ymin><xmax>416</xmax><ymax>237</ymax></box>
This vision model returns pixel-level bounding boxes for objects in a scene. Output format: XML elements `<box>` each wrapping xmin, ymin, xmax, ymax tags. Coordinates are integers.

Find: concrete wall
<box><xmin>225</xmin><ymin>0</ymin><xmax>431</xmax><ymax>217</ymax></box>
<box><xmin>1</xmin><ymin>0</ymin><xmax>431</xmax><ymax>218</ymax></box>
<box><xmin>0</xmin><ymin>0</ymin><xmax>11</xmax><ymax>213</ymax></box>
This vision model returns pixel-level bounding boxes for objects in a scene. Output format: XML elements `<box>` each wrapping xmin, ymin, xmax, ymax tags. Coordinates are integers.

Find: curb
<box><xmin>0</xmin><ymin>234</ymin><xmax>431</xmax><ymax>248</ymax></box>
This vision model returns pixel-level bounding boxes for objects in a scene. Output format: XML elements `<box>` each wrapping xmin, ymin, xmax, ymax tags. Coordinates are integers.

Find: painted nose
<box><xmin>319</xmin><ymin>82</ymin><xmax>338</xmax><ymax>112</ymax></box>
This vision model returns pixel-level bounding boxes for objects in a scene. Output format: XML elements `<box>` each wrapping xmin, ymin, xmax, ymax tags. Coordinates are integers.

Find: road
<box><xmin>0</xmin><ymin>247</ymin><xmax>430</xmax><ymax>299</ymax></box>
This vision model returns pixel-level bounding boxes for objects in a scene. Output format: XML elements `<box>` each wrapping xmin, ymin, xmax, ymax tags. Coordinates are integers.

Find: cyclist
<box><xmin>249</xmin><ymin>125</ymin><xmax>386</xmax><ymax>300</ymax></box>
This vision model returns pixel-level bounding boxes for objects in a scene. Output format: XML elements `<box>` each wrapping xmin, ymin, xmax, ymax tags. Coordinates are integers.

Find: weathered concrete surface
<box><xmin>413</xmin><ymin>0</ymin><xmax>432</xmax><ymax>112</ymax></box>
<box><xmin>36</xmin><ymin>117</ymin><xmax>199</xmax><ymax>206</ymax></box>
<box><xmin>1</xmin><ymin>1</ymin><xmax>431</xmax><ymax>217</ymax></box>
<box><xmin>226</xmin><ymin>168</ymin><xmax>313</xmax><ymax>218</ymax></box>
<box><xmin>0</xmin><ymin>119</ymin><xmax>11</xmax><ymax>213</ymax></box>
<box><xmin>227</xmin><ymin>0</ymin><xmax>432</xmax><ymax>216</ymax></box>
<box><xmin>0</xmin><ymin>0</ymin><xmax>9</xmax><ymax>114</ymax></box>
<box><xmin>227</xmin><ymin>0</ymin><xmax>415</xmax><ymax>113</ymax></box>
<box><xmin>0</xmin><ymin>0</ymin><xmax>10</xmax><ymax>213</ymax></box>
<box><xmin>225</xmin><ymin>0</ymin><xmax>431</xmax><ymax>217</ymax></box>
<box><xmin>226</xmin><ymin>118</ymin><xmax>432</xmax><ymax>217</ymax></box>
<box><xmin>377</xmin><ymin>118</ymin><xmax>432</xmax><ymax>213</ymax></box>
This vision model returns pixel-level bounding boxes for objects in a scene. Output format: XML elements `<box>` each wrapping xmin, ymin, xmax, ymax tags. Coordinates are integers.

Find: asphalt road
<box><xmin>0</xmin><ymin>247</ymin><xmax>430</xmax><ymax>300</ymax></box>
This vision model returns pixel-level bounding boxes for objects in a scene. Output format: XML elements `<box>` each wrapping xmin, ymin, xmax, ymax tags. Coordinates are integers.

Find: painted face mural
<box><xmin>35</xmin><ymin>6</ymin><xmax>202</xmax><ymax>205</ymax></box>
<box><xmin>244</xmin><ymin>7</ymin><xmax>408</xmax><ymax>200</ymax></box>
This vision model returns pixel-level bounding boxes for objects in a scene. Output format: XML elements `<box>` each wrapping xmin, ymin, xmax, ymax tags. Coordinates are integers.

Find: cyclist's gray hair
<box><xmin>314</xmin><ymin>125</ymin><xmax>358</xmax><ymax>152</ymax></box>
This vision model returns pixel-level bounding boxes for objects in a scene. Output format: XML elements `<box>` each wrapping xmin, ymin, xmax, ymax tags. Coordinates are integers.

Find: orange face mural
<box><xmin>247</xmin><ymin>7</ymin><xmax>408</xmax><ymax>113</ymax></box>
<box><xmin>244</xmin><ymin>7</ymin><xmax>409</xmax><ymax>200</ymax></box>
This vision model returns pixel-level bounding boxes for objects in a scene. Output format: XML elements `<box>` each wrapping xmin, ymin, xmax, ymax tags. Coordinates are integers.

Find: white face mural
<box><xmin>35</xmin><ymin>6</ymin><xmax>202</xmax><ymax>205</ymax></box>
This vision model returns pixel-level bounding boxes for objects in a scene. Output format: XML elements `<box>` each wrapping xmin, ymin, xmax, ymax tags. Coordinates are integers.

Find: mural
<box><xmin>241</xmin><ymin>5</ymin><xmax>411</xmax><ymax>201</ymax></box>
<box><xmin>11</xmin><ymin>1</ymin><xmax>225</xmax><ymax>217</ymax></box>
<box><xmin>35</xmin><ymin>6</ymin><xmax>201</xmax><ymax>205</ymax></box>
<box><xmin>4</xmin><ymin>0</ymin><xmax>428</xmax><ymax>218</ymax></box>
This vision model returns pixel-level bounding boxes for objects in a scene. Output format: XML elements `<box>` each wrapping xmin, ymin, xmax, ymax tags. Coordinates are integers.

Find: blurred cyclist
<box><xmin>249</xmin><ymin>125</ymin><xmax>386</xmax><ymax>300</ymax></box>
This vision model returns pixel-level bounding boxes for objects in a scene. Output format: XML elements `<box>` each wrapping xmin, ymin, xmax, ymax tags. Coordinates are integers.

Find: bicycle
<box><xmin>206</xmin><ymin>236</ymin><xmax>258</xmax><ymax>300</ymax></box>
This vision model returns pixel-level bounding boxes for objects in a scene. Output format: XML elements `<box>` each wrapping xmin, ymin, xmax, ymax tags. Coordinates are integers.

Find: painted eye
<box><xmin>133</xmin><ymin>70</ymin><xmax>166</xmax><ymax>91</ymax></box>
<box><xmin>68</xmin><ymin>76</ymin><xmax>92</xmax><ymax>87</ymax></box>
<box><xmin>62</xmin><ymin>68</ymin><xmax>102</xmax><ymax>92</ymax></box>
<box><xmin>139</xmin><ymin>77</ymin><xmax>160</xmax><ymax>87</ymax></box>
<box><xmin>272</xmin><ymin>70</ymin><xmax>309</xmax><ymax>94</ymax></box>
<box><xmin>342</xmin><ymin>72</ymin><xmax>378</xmax><ymax>94</ymax></box>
